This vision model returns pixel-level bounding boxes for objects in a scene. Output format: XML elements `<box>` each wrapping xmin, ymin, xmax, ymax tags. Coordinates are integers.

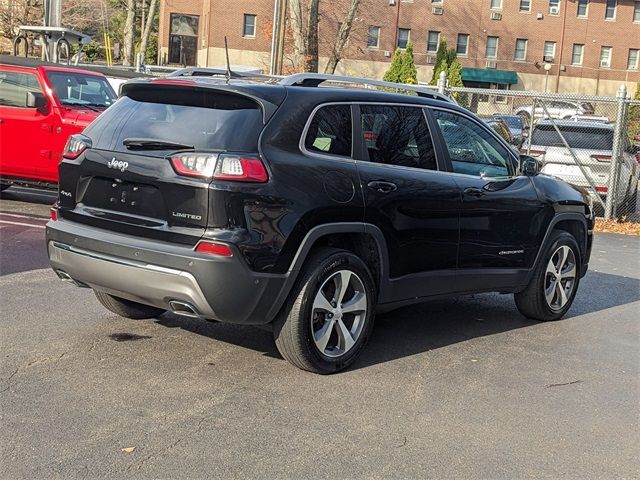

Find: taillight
<box><xmin>63</xmin><ymin>134</ymin><xmax>91</xmax><ymax>159</ymax></box>
<box><xmin>590</xmin><ymin>154</ymin><xmax>611</xmax><ymax>162</ymax></box>
<box><xmin>526</xmin><ymin>149</ymin><xmax>546</xmax><ymax>157</ymax></box>
<box><xmin>595</xmin><ymin>186</ymin><xmax>608</xmax><ymax>193</ymax></box>
<box><xmin>50</xmin><ymin>207</ymin><xmax>58</xmax><ymax>221</ymax></box>
<box><xmin>194</xmin><ymin>241</ymin><xmax>233</xmax><ymax>257</ymax></box>
<box><xmin>170</xmin><ymin>153</ymin><xmax>268</xmax><ymax>182</ymax></box>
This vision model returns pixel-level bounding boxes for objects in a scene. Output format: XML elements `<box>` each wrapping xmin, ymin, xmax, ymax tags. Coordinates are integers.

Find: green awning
<box><xmin>461</xmin><ymin>67</ymin><xmax>518</xmax><ymax>85</ymax></box>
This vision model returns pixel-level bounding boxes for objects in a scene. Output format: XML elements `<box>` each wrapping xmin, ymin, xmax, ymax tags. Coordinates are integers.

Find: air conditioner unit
<box><xmin>543</xmin><ymin>55</ymin><xmax>554</xmax><ymax>63</ymax></box>
<box><xmin>486</xmin><ymin>60</ymin><xmax>497</xmax><ymax>69</ymax></box>
<box><xmin>600</xmin><ymin>59</ymin><xmax>610</xmax><ymax>67</ymax></box>
<box><xmin>560</xmin><ymin>65</ymin><xmax>566</xmax><ymax>71</ymax></box>
<box><xmin>432</xmin><ymin>6</ymin><xmax>444</xmax><ymax>15</ymax></box>
<box><xmin>490</xmin><ymin>11</ymin><xmax>503</xmax><ymax>20</ymax></box>
<box><xmin>537</xmin><ymin>12</ymin><xmax>544</xmax><ymax>19</ymax></box>
<box><xmin>427</xmin><ymin>55</ymin><xmax>437</xmax><ymax>64</ymax></box>
<box><xmin>549</xmin><ymin>5</ymin><xmax>559</xmax><ymax>14</ymax></box>
<box><xmin>389</xmin><ymin>0</ymin><xmax>396</xmax><ymax>5</ymax></box>
<box><xmin>384</xmin><ymin>50</ymin><xmax>391</xmax><ymax>57</ymax></box>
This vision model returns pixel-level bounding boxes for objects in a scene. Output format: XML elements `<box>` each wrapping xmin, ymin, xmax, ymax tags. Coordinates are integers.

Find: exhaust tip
<box><xmin>169</xmin><ymin>300</ymin><xmax>199</xmax><ymax>318</ymax></box>
<box><xmin>55</xmin><ymin>270</ymin><xmax>89</xmax><ymax>288</ymax></box>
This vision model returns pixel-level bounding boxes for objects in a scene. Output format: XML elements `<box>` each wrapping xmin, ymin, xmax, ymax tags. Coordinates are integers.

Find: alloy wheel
<box><xmin>544</xmin><ymin>245</ymin><xmax>577</xmax><ymax>311</ymax></box>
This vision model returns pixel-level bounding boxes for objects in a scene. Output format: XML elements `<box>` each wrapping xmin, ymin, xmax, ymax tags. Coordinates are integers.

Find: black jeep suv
<box><xmin>46</xmin><ymin>74</ymin><xmax>594</xmax><ymax>373</ymax></box>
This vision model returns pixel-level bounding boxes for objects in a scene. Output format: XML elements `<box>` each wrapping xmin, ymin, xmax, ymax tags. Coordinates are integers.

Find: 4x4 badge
<box><xmin>107</xmin><ymin>158</ymin><xmax>129</xmax><ymax>172</ymax></box>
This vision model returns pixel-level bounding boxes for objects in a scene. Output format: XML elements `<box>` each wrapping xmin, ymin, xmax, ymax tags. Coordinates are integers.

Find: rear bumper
<box><xmin>46</xmin><ymin>218</ymin><xmax>287</xmax><ymax>325</ymax></box>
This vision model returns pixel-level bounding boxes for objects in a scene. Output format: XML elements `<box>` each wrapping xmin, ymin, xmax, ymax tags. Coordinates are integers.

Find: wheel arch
<box><xmin>265</xmin><ymin>223</ymin><xmax>391</xmax><ymax>321</ymax></box>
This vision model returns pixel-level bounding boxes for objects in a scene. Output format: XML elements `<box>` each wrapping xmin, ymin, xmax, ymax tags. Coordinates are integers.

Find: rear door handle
<box><xmin>463</xmin><ymin>187</ymin><xmax>485</xmax><ymax>197</ymax></box>
<box><xmin>367</xmin><ymin>181</ymin><xmax>397</xmax><ymax>193</ymax></box>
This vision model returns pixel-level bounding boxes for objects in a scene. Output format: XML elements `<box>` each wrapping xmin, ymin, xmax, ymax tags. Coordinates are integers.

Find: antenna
<box><xmin>224</xmin><ymin>36</ymin><xmax>232</xmax><ymax>84</ymax></box>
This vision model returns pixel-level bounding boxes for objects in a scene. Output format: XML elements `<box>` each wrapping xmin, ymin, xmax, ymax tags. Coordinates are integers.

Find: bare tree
<box><xmin>122</xmin><ymin>0</ymin><xmax>135</xmax><ymax>65</ymax></box>
<box><xmin>288</xmin><ymin>0</ymin><xmax>307</xmax><ymax>67</ymax></box>
<box><xmin>323</xmin><ymin>0</ymin><xmax>363</xmax><ymax>74</ymax></box>
<box><xmin>0</xmin><ymin>0</ymin><xmax>44</xmax><ymax>51</ymax></box>
<box><xmin>139</xmin><ymin>0</ymin><xmax>156</xmax><ymax>63</ymax></box>
<box><xmin>305</xmin><ymin>0</ymin><xmax>319</xmax><ymax>72</ymax></box>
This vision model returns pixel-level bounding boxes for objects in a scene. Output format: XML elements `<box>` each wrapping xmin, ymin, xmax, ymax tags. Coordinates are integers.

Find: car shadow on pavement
<box><xmin>153</xmin><ymin>270</ymin><xmax>640</xmax><ymax>371</ymax></box>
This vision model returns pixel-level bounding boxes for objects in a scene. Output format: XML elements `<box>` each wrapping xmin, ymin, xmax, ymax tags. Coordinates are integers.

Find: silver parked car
<box><xmin>525</xmin><ymin>120</ymin><xmax>639</xmax><ymax>214</ymax></box>
<box><xmin>515</xmin><ymin>100</ymin><xmax>595</xmax><ymax>122</ymax></box>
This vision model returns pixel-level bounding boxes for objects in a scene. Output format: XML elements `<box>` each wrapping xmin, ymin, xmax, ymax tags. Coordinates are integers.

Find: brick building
<box><xmin>158</xmin><ymin>0</ymin><xmax>640</xmax><ymax>95</ymax></box>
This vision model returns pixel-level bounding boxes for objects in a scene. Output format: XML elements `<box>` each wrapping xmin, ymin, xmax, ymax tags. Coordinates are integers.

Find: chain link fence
<box><xmin>436</xmin><ymin>83</ymin><xmax>640</xmax><ymax>221</ymax></box>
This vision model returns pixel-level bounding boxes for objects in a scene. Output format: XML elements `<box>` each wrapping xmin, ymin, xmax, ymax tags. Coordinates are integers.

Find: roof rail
<box><xmin>279</xmin><ymin>73</ymin><xmax>454</xmax><ymax>103</ymax></box>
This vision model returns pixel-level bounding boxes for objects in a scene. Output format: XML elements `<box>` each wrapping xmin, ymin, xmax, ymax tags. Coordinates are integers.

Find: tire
<box><xmin>273</xmin><ymin>247</ymin><xmax>376</xmax><ymax>374</ymax></box>
<box><xmin>515</xmin><ymin>231</ymin><xmax>581</xmax><ymax>321</ymax></box>
<box><xmin>94</xmin><ymin>290</ymin><xmax>166</xmax><ymax>319</ymax></box>
<box><xmin>0</xmin><ymin>184</ymin><xmax>9</xmax><ymax>192</ymax></box>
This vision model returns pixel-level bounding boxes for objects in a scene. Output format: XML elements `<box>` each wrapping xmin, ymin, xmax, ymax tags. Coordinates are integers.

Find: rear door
<box><xmin>58</xmin><ymin>83</ymin><xmax>270</xmax><ymax>245</ymax></box>
<box><xmin>354</xmin><ymin>104</ymin><xmax>461</xmax><ymax>301</ymax></box>
<box><xmin>0</xmin><ymin>68</ymin><xmax>52</xmax><ymax>180</ymax></box>
<box><xmin>429</xmin><ymin>108</ymin><xmax>545</xmax><ymax>285</ymax></box>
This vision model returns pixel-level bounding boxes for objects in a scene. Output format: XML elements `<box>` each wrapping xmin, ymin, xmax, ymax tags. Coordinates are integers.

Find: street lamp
<box><xmin>544</xmin><ymin>62</ymin><xmax>552</xmax><ymax>92</ymax></box>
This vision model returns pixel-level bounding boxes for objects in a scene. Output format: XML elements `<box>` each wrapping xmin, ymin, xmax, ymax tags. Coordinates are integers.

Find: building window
<box><xmin>427</xmin><ymin>31</ymin><xmax>440</xmax><ymax>52</ymax></box>
<box><xmin>544</xmin><ymin>41</ymin><xmax>556</xmax><ymax>61</ymax></box>
<box><xmin>456</xmin><ymin>34</ymin><xmax>469</xmax><ymax>55</ymax></box>
<box><xmin>571</xmin><ymin>44</ymin><xmax>584</xmax><ymax>65</ymax></box>
<box><xmin>485</xmin><ymin>36</ymin><xmax>498</xmax><ymax>58</ymax></box>
<box><xmin>367</xmin><ymin>26</ymin><xmax>380</xmax><ymax>48</ymax></box>
<box><xmin>634</xmin><ymin>1</ymin><xmax>640</xmax><ymax>22</ymax></box>
<box><xmin>519</xmin><ymin>0</ymin><xmax>531</xmax><ymax>12</ymax></box>
<box><xmin>514</xmin><ymin>38</ymin><xmax>527</xmax><ymax>61</ymax></box>
<box><xmin>242</xmin><ymin>14</ymin><xmax>256</xmax><ymax>37</ymax></box>
<box><xmin>168</xmin><ymin>13</ymin><xmax>199</xmax><ymax>66</ymax></box>
<box><xmin>600</xmin><ymin>46</ymin><xmax>612</xmax><ymax>67</ymax></box>
<box><xmin>397</xmin><ymin>28</ymin><xmax>410</xmax><ymax>49</ymax></box>
<box><xmin>549</xmin><ymin>0</ymin><xmax>560</xmax><ymax>15</ymax></box>
<box><xmin>577</xmin><ymin>0</ymin><xmax>588</xmax><ymax>17</ymax></box>
<box><xmin>627</xmin><ymin>49</ymin><xmax>639</xmax><ymax>69</ymax></box>
<box><xmin>605</xmin><ymin>0</ymin><xmax>616</xmax><ymax>19</ymax></box>
<box><xmin>490</xmin><ymin>0</ymin><xmax>502</xmax><ymax>9</ymax></box>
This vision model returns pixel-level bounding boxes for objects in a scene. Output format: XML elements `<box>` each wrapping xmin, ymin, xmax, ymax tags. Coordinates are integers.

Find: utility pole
<box><xmin>554</xmin><ymin>0</ymin><xmax>568</xmax><ymax>93</ymax></box>
<box><xmin>270</xmin><ymin>0</ymin><xmax>287</xmax><ymax>75</ymax></box>
<box><xmin>44</xmin><ymin>0</ymin><xmax>62</xmax><ymax>61</ymax></box>
<box><xmin>392</xmin><ymin>0</ymin><xmax>401</xmax><ymax>51</ymax></box>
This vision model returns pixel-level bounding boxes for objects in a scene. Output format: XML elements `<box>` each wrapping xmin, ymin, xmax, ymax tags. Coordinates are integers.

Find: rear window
<box><xmin>531</xmin><ymin>125</ymin><xmax>613</xmax><ymax>150</ymax></box>
<box><xmin>84</xmin><ymin>87</ymin><xmax>264</xmax><ymax>155</ymax></box>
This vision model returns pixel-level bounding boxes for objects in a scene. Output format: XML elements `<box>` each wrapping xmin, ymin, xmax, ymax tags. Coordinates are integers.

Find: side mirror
<box><xmin>520</xmin><ymin>155</ymin><xmax>541</xmax><ymax>176</ymax></box>
<box><xmin>26</xmin><ymin>91</ymin><xmax>48</xmax><ymax>112</ymax></box>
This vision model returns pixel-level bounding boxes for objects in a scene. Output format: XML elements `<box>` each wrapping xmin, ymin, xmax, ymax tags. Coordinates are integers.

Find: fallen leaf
<box><xmin>121</xmin><ymin>447</ymin><xmax>136</xmax><ymax>453</ymax></box>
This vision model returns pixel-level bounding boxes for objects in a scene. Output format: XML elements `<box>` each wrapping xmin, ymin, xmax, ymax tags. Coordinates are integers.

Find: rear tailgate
<box><xmin>58</xmin><ymin>81</ymin><xmax>282</xmax><ymax>245</ymax></box>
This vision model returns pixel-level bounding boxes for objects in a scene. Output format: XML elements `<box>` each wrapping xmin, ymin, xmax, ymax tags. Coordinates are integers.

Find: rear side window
<box><xmin>304</xmin><ymin>105</ymin><xmax>352</xmax><ymax>157</ymax></box>
<box><xmin>84</xmin><ymin>87</ymin><xmax>264</xmax><ymax>155</ymax></box>
<box><xmin>531</xmin><ymin>125</ymin><xmax>613</xmax><ymax>150</ymax></box>
<box><xmin>0</xmin><ymin>71</ymin><xmax>42</xmax><ymax>107</ymax></box>
<box><xmin>360</xmin><ymin>105</ymin><xmax>437</xmax><ymax>171</ymax></box>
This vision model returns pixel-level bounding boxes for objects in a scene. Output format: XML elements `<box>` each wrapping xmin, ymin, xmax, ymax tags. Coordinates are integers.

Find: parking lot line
<box><xmin>0</xmin><ymin>220</ymin><xmax>46</xmax><ymax>229</ymax></box>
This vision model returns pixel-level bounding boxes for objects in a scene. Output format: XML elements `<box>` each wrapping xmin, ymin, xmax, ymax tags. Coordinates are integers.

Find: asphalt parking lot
<box><xmin>1</xmin><ymin>188</ymin><xmax>639</xmax><ymax>479</ymax></box>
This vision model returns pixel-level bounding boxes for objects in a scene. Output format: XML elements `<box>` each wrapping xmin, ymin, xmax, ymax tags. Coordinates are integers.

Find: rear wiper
<box><xmin>123</xmin><ymin>138</ymin><xmax>195</xmax><ymax>151</ymax></box>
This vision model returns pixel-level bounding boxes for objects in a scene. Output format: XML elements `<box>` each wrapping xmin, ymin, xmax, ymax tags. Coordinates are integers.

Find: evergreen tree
<box><xmin>400</xmin><ymin>41</ymin><xmax>418</xmax><ymax>84</ymax></box>
<box><xmin>447</xmin><ymin>58</ymin><xmax>468</xmax><ymax>107</ymax></box>
<box><xmin>383</xmin><ymin>49</ymin><xmax>404</xmax><ymax>84</ymax></box>
<box><xmin>628</xmin><ymin>82</ymin><xmax>640</xmax><ymax>143</ymax></box>
<box><xmin>445</xmin><ymin>47</ymin><xmax>457</xmax><ymax>67</ymax></box>
<box><xmin>429</xmin><ymin>39</ymin><xmax>449</xmax><ymax>84</ymax></box>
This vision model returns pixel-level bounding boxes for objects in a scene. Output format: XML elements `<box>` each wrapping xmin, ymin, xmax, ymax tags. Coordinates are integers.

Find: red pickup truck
<box><xmin>0</xmin><ymin>55</ymin><xmax>117</xmax><ymax>190</ymax></box>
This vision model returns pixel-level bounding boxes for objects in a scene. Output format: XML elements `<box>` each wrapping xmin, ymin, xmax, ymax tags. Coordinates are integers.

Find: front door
<box><xmin>355</xmin><ymin>104</ymin><xmax>461</xmax><ymax>302</ymax></box>
<box><xmin>429</xmin><ymin>108</ymin><xmax>546</xmax><ymax>290</ymax></box>
<box><xmin>0</xmin><ymin>69</ymin><xmax>51</xmax><ymax>180</ymax></box>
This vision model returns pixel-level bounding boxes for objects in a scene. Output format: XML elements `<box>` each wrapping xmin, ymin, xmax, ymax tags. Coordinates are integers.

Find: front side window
<box><xmin>456</xmin><ymin>33</ymin><xmax>469</xmax><ymax>55</ymax></box>
<box><xmin>168</xmin><ymin>13</ymin><xmax>199</xmax><ymax>65</ymax></box>
<box><xmin>544</xmin><ymin>41</ymin><xmax>556</xmax><ymax>61</ymax></box>
<box><xmin>46</xmin><ymin>72</ymin><xmax>116</xmax><ymax>108</ymax></box>
<box><xmin>397</xmin><ymin>28</ymin><xmax>410</xmax><ymax>49</ymax></box>
<box><xmin>427</xmin><ymin>31</ymin><xmax>440</xmax><ymax>52</ymax></box>
<box><xmin>514</xmin><ymin>39</ymin><xmax>527</xmax><ymax>61</ymax></box>
<box><xmin>243</xmin><ymin>14</ymin><xmax>256</xmax><ymax>37</ymax></box>
<box><xmin>367</xmin><ymin>26</ymin><xmax>380</xmax><ymax>48</ymax></box>
<box><xmin>519</xmin><ymin>0</ymin><xmax>531</xmax><ymax>11</ymax></box>
<box><xmin>577</xmin><ymin>0</ymin><xmax>588</xmax><ymax>17</ymax></box>
<box><xmin>0</xmin><ymin>71</ymin><xmax>42</xmax><ymax>107</ymax></box>
<box><xmin>360</xmin><ymin>105</ymin><xmax>436</xmax><ymax>171</ymax></box>
<box><xmin>628</xmin><ymin>49</ymin><xmax>639</xmax><ymax>70</ymax></box>
<box><xmin>572</xmin><ymin>44</ymin><xmax>584</xmax><ymax>65</ymax></box>
<box><xmin>432</xmin><ymin>110</ymin><xmax>511</xmax><ymax>178</ymax></box>
<box><xmin>600</xmin><ymin>46</ymin><xmax>612</xmax><ymax>67</ymax></box>
<box><xmin>605</xmin><ymin>0</ymin><xmax>616</xmax><ymax>19</ymax></box>
<box><xmin>486</xmin><ymin>36</ymin><xmax>498</xmax><ymax>58</ymax></box>
<box><xmin>304</xmin><ymin>105</ymin><xmax>352</xmax><ymax>157</ymax></box>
